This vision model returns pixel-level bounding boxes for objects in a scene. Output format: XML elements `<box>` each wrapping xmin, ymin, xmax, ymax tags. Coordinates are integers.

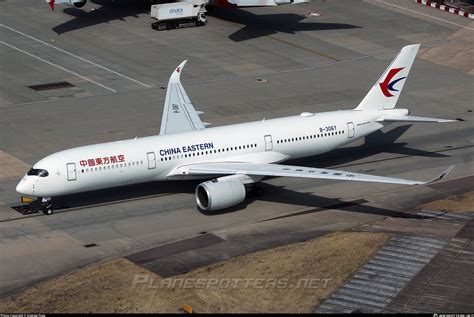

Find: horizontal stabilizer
<box><xmin>376</xmin><ymin>115</ymin><xmax>456</xmax><ymax>123</ymax></box>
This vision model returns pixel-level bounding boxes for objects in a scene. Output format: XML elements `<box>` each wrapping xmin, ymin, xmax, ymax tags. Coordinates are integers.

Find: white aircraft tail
<box><xmin>355</xmin><ymin>44</ymin><xmax>420</xmax><ymax>111</ymax></box>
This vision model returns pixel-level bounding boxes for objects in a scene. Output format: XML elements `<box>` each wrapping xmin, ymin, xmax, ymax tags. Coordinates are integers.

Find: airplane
<box><xmin>16</xmin><ymin>44</ymin><xmax>456</xmax><ymax>215</ymax></box>
<box><xmin>46</xmin><ymin>0</ymin><xmax>309</xmax><ymax>12</ymax></box>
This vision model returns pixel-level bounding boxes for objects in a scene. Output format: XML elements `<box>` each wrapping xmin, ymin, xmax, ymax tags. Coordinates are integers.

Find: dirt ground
<box><xmin>419</xmin><ymin>191</ymin><xmax>474</xmax><ymax>213</ymax></box>
<box><xmin>0</xmin><ymin>231</ymin><xmax>390</xmax><ymax>313</ymax></box>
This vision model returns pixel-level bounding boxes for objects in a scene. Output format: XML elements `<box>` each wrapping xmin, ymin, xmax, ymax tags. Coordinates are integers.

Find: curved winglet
<box><xmin>169</xmin><ymin>60</ymin><xmax>187</xmax><ymax>84</ymax></box>
<box><xmin>425</xmin><ymin>165</ymin><xmax>455</xmax><ymax>184</ymax></box>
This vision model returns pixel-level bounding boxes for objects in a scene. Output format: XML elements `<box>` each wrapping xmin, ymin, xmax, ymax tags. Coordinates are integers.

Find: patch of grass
<box><xmin>0</xmin><ymin>231</ymin><xmax>390</xmax><ymax>313</ymax></box>
<box><xmin>420</xmin><ymin>191</ymin><xmax>474</xmax><ymax>213</ymax></box>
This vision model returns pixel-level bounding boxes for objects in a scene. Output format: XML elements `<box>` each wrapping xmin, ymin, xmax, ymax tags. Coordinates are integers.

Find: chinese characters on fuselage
<box><xmin>79</xmin><ymin>155</ymin><xmax>125</xmax><ymax>167</ymax></box>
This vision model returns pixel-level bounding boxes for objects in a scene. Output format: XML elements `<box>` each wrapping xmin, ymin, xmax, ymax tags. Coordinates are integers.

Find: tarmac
<box><xmin>0</xmin><ymin>0</ymin><xmax>472</xmax><ymax>311</ymax></box>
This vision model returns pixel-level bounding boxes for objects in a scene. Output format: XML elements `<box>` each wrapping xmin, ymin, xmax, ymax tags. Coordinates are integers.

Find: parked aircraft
<box><xmin>46</xmin><ymin>0</ymin><xmax>309</xmax><ymax>11</ymax></box>
<box><xmin>16</xmin><ymin>44</ymin><xmax>455</xmax><ymax>214</ymax></box>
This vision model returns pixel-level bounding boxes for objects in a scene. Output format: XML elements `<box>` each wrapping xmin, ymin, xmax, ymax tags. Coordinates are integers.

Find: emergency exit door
<box><xmin>264</xmin><ymin>135</ymin><xmax>273</xmax><ymax>151</ymax></box>
<box><xmin>66</xmin><ymin>163</ymin><xmax>77</xmax><ymax>181</ymax></box>
<box><xmin>147</xmin><ymin>152</ymin><xmax>156</xmax><ymax>169</ymax></box>
<box><xmin>347</xmin><ymin>122</ymin><xmax>355</xmax><ymax>139</ymax></box>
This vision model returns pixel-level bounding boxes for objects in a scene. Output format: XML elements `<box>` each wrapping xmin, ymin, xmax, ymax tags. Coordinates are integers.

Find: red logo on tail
<box><xmin>379</xmin><ymin>67</ymin><xmax>405</xmax><ymax>97</ymax></box>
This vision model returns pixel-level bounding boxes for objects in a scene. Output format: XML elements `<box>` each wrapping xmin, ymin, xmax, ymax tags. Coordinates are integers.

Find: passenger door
<box><xmin>347</xmin><ymin>122</ymin><xmax>355</xmax><ymax>139</ymax></box>
<box><xmin>66</xmin><ymin>163</ymin><xmax>77</xmax><ymax>181</ymax></box>
<box><xmin>147</xmin><ymin>152</ymin><xmax>156</xmax><ymax>169</ymax></box>
<box><xmin>264</xmin><ymin>135</ymin><xmax>273</xmax><ymax>151</ymax></box>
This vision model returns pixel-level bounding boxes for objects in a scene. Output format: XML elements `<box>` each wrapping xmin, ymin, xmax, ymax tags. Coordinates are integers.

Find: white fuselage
<box><xmin>16</xmin><ymin>109</ymin><xmax>387</xmax><ymax>198</ymax></box>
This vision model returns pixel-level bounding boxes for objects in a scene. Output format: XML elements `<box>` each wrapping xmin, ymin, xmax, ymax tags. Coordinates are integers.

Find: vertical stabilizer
<box><xmin>355</xmin><ymin>44</ymin><xmax>420</xmax><ymax>111</ymax></box>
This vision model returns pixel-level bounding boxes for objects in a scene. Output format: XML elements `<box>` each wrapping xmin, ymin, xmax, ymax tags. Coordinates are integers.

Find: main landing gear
<box><xmin>41</xmin><ymin>197</ymin><xmax>53</xmax><ymax>215</ymax></box>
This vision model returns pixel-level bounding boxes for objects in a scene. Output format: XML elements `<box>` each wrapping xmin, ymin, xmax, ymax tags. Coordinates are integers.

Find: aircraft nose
<box><xmin>16</xmin><ymin>178</ymin><xmax>31</xmax><ymax>195</ymax></box>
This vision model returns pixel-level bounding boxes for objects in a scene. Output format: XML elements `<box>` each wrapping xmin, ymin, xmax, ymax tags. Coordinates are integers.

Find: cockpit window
<box><xmin>27</xmin><ymin>168</ymin><xmax>49</xmax><ymax>177</ymax></box>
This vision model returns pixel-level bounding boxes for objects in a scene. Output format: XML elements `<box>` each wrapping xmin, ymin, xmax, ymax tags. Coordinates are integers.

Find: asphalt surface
<box><xmin>0</xmin><ymin>0</ymin><xmax>472</xmax><ymax>309</ymax></box>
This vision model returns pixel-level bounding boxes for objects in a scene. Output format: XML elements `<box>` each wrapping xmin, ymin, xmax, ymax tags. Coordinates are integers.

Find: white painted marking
<box><xmin>1</xmin><ymin>33</ymin><xmax>472</xmax><ymax>109</ymax></box>
<box><xmin>0</xmin><ymin>41</ymin><xmax>117</xmax><ymax>93</ymax></box>
<box><xmin>0</xmin><ymin>24</ymin><xmax>152</xmax><ymax>88</ymax></box>
<box><xmin>377</xmin><ymin>0</ymin><xmax>474</xmax><ymax>31</ymax></box>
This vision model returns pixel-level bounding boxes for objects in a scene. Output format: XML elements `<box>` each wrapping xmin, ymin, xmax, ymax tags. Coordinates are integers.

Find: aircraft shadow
<box><xmin>41</xmin><ymin>177</ymin><xmax>425</xmax><ymax>220</ymax></box>
<box><xmin>55</xmin><ymin>179</ymin><xmax>200</xmax><ymax>209</ymax></box>
<box><xmin>200</xmin><ymin>182</ymin><xmax>425</xmax><ymax>219</ymax></box>
<box><xmin>287</xmin><ymin>124</ymin><xmax>449</xmax><ymax>168</ymax></box>
<box><xmin>207</xmin><ymin>8</ymin><xmax>361</xmax><ymax>42</ymax></box>
<box><xmin>52</xmin><ymin>2</ymin><xmax>361</xmax><ymax>38</ymax></box>
<box><xmin>52</xmin><ymin>0</ymin><xmax>151</xmax><ymax>34</ymax></box>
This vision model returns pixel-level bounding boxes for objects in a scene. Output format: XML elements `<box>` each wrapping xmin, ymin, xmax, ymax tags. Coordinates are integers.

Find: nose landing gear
<box><xmin>41</xmin><ymin>197</ymin><xmax>53</xmax><ymax>215</ymax></box>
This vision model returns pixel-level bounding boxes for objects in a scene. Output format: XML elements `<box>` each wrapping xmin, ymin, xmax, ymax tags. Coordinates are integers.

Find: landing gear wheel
<box><xmin>43</xmin><ymin>208</ymin><xmax>53</xmax><ymax>215</ymax></box>
<box><xmin>41</xmin><ymin>197</ymin><xmax>53</xmax><ymax>215</ymax></box>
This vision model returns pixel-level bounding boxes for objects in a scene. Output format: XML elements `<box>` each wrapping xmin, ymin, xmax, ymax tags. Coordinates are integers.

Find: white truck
<box><xmin>151</xmin><ymin>1</ymin><xmax>207</xmax><ymax>31</ymax></box>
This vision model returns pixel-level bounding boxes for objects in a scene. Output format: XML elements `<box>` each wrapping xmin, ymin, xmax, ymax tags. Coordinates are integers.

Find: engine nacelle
<box><xmin>72</xmin><ymin>0</ymin><xmax>87</xmax><ymax>8</ymax></box>
<box><xmin>195</xmin><ymin>179</ymin><xmax>246</xmax><ymax>211</ymax></box>
<box><xmin>48</xmin><ymin>0</ymin><xmax>87</xmax><ymax>10</ymax></box>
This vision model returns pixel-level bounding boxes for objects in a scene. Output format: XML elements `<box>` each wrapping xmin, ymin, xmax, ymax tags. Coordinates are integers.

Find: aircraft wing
<box><xmin>170</xmin><ymin>162</ymin><xmax>454</xmax><ymax>185</ymax></box>
<box><xmin>160</xmin><ymin>61</ymin><xmax>208</xmax><ymax>135</ymax></box>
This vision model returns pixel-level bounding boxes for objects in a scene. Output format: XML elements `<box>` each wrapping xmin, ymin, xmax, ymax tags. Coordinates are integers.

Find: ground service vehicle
<box><xmin>151</xmin><ymin>2</ymin><xmax>206</xmax><ymax>31</ymax></box>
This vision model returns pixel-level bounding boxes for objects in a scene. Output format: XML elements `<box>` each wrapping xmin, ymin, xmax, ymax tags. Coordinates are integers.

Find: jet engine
<box><xmin>47</xmin><ymin>0</ymin><xmax>87</xmax><ymax>10</ymax></box>
<box><xmin>72</xmin><ymin>0</ymin><xmax>87</xmax><ymax>8</ymax></box>
<box><xmin>195</xmin><ymin>178</ymin><xmax>246</xmax><ymax>211</ymax></box>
